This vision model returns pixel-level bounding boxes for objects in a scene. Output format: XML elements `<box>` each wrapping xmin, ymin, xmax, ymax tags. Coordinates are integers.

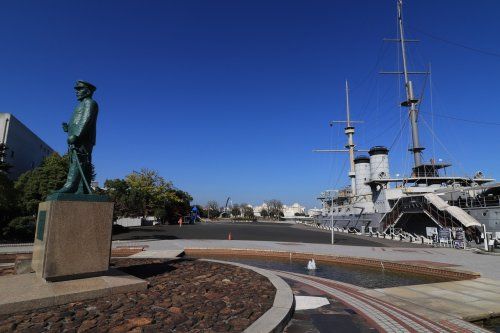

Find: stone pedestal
<box><xmin>32</xmin><ymin>197</ymin><xmax>114</xmax><ymax>281</ymax></box>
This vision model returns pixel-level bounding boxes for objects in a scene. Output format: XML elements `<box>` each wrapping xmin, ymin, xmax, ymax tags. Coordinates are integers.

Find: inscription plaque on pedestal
<box><xmin>36</xmin><ymin>211</ymin><xmax>46</xmax><ymax>241</ymax></box>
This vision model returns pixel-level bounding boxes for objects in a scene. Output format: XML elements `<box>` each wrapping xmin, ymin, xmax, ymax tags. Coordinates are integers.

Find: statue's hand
<box><xmin>68</xmin><ymin>135</ymin><xmax>78</xmax><ymax>144</ymax></box>
<box><xmin>62</xmin><ymin>122</ymin><xmax>68</xmax><ymax>132</ymax></box>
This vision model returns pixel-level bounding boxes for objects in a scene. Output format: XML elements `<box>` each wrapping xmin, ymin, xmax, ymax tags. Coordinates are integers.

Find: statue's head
<box><xmin>74</xmin><ymin>80</ymin><xmax>96</xmax><ymax>101</ymax></box>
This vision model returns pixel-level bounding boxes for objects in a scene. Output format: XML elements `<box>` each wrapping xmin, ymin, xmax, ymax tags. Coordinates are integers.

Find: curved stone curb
<box><xmin>200</xmin><ymin>259</ymin><xmax>295</xmax><ymax>333</ymax></box>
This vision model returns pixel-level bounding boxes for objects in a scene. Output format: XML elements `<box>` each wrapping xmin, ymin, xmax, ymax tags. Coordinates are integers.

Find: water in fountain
<box><xmin>307</xmin><ymin>259</ymin><xmax>316</xmax><ymax>270</ymax></box>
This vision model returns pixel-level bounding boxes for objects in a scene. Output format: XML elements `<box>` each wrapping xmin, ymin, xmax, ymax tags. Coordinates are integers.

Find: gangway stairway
<box><xmin>380</xmin><ymin>193</ymin><xmax>482</xmax><ymax>234</ymax></box>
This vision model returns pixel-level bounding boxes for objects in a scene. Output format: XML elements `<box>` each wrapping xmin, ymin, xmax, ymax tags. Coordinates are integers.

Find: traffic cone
<box><xmin>228</xmin><ymin>232</ymin><xmax>232</xmax><ymax>240</ymax></box>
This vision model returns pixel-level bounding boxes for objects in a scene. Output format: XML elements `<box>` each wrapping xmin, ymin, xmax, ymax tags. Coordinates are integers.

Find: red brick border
<box><xmin>185</xmin><ymin>248</ymin><xmax>480</xmax><ymax>280</ymax></box>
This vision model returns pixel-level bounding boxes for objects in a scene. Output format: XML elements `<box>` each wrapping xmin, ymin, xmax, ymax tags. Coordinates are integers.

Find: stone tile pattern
<box><xmin>369</xmin><ymin>278</ymin><xmax>500</xmax><ymax>322</ymax></box>
<box><xmin>285</xmin><ymin>280</ymin><xmax>380</xmax><ymax>333</ymax></box>
<box><xmin>0</xmin><ymin>259</ymin><xmax>276</xmax><ymax>332</ymax></box>
<box><xmin>276</xmin><ymin>271</ymin><xmax>491</xmax><ymax>333</ymax></box>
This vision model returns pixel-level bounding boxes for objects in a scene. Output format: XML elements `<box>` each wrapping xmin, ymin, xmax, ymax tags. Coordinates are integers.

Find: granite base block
<box><xmin>32</xmin><ymin>200</ymin><xmax>114</xmax><ymax>281</ymax></box>
<box><xmin>0</xmin><ymin>269</ymin><xmax>147</xmax><ymax>315</ymax></box>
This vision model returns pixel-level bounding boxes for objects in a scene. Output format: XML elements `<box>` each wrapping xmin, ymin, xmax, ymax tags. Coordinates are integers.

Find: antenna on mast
<box><xmin>381</xmin><ymin>0</ymin><xmax>429</xmax><ymax>169</ymax></box>
<box><xmin>313</xmin><ymin>80</ymin><xmax>367</xmax><ymax>197</ymax></box>
<box><xmin>398</xmin><ymin>0</ymin><xmax>424</xmax><ymax>168</ymax></box>
<box><xmin>344</xmin><ymin>80</ymin><xmax>357</xmax><ymax>195</ymax></box>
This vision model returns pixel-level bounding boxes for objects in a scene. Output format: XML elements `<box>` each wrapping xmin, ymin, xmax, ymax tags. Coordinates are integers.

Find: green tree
<box><xmin>124</xmin><ymin>168</ymin><xmax>174</xmax><ymax>218</ymax></box>
<box><xmin>15</xmin><ymin>153</ymin><xmax>69</xmax><ymax>215</ymax></box>
<box><xmin>242</xmin><ymin>205</ymin><xmax>254</xmax><ymax>218</ymax></box>
<box><xmin>105</xmin><ymin>169</ymin><xmax>192</xmax><ymax>224</ymax></box>
<box><xmin>2</xmin><ymin>216</ymin><xmax>35</xmax><ymax>241</ymax></box>
<box><xmin>260</xmin><ymin>209</ymin><xmax>269</xmax><ymax>218</ymax></box>
<box><xmin>231</xmin><ymin>204</ymin><xmax>241</xmax><ymax>217</ymax></box>
<box><xmin>161</xmin><ymin>188</ymin><xmax>192</xmax><ymax>224</ymax></box>
<box><xmin>103</xmin><ymin>178</ymin><xmax>133</xmax><ymax>221</ymax></box>
<box><xmin>0</xmin><ymin>173</ymin><xmax>18</xmax><ymax>232</ymax></box>
<box><xmin>0</xmin><ymin>143</ymin><xmax>12</xmax><ymax>174</ymax></box>
<box><xmin>206</xmin><ymin>200</ymin><xmax>220</xmax><ymax>218</ymax></box>
<box><xmin>266</xmin><ymin>199</ymin><xmax>283</xmax><ymax>219</ymax></box>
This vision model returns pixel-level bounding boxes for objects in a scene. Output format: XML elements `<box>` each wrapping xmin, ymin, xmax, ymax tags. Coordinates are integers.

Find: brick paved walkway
<box><xmin>276</xmin><ymin>271</ymin><xmax>490</xmax><ymax>333</ymax></box>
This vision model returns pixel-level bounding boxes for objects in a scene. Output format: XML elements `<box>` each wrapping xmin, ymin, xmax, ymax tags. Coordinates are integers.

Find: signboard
<box><xmin>453</xmin><ymin>228</ymin><xmax>465</xmax><ymax>249</ymax></box>
<box><xmin>426</xmin><ymin>227</ymin><xmax>438</xmax><ymax>238</ymax></box>
<box><xmin>439</xmin><ymin>228</ymin><xmax>451</xmax><ymax>243</ymax></box>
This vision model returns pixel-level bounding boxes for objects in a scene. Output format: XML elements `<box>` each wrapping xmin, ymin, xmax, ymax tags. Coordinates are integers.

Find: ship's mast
<box><xmin>397</xmin><ymin>0</ymin><xmax>424</xmax><ymax>168</ymax></box>
<box><xmin>344</xmin><ymin>81</ymin><xmax>357</xmax><ymax>195</ymax></box>
<box><xmin>313</xmin><ymin>80</ymin><xmax>367</xmax><ymax>197</ymax></box>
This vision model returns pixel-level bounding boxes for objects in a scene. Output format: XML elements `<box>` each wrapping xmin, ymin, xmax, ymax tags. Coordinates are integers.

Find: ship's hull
<box><xmin>316</xmin><ymin>212</ymin><xmax>384</xmax><ymax>231</ymax></box>
<box><xmin>316</xmin><ymin>196</ymin><xmax>500</xmax><ymax>241</ymax></box>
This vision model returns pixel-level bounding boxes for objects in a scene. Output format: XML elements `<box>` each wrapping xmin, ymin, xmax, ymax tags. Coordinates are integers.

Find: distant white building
<box><xmin>253</xmin><ymin>203</ymin><xmax>268</xmax><ymax>217</ymax></box>
<box><xmin>0</xmin><ymin>113</ymin><xmax>54</xmax><ymax>179</ymax></box>
<box><xmin>115</xmin><ymin>216</ymin><xmax>156</xmax><ymax>227</ymax></box>
<box><xmin>282</xmin><ymin>203</ymin><xmax>306</xmax><ymax>217</ymax></box>
<box><xmin>252</xmin><ymin>202</ymin><xmax>306</xmax><ymax>218</ymax></box>
<box><xmin>307</xmin><ymin>207</ymin><xmax>323</xmax><ymax>217</ymax></box>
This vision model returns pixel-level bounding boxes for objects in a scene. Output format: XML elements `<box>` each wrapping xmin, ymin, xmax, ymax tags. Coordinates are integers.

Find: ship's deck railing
<box><xmin>452</xmin><ymin>195</ymin><xmax>500</xmax><ymax>209</ymax></box>
<box><xmin>380</xmin><ymin>195</ymin><xmax>466</xmax><ymax>233</ymax></box>
<box><xmin>296</xmin><ymin>219</ymin><xmax>494</xmax><ymax>249</ymax></box>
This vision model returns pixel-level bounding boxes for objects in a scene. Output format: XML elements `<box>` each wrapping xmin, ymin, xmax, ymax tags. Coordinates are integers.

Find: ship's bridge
<box><xmin>365</xmin><ymin>161</ymin><xmax>494</xmax><ymax>187</ymax></box>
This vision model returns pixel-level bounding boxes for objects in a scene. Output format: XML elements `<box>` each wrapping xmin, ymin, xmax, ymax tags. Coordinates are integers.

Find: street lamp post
<box><xmin>330</xmin><ymin>196</ymin><xmax>334</xmax><ymax>245</ymax></box>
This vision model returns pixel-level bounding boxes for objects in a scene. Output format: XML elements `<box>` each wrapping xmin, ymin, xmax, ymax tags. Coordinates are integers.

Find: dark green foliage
<box><xmin>0</xmin><ymin>173</ymin><xmax>18</xmax><ymax>232</ymax></box>
<box><xmin>242</xmin><ymin>205</ymin><xmax>255</xmax><ymax>218</ymax></box>
<box><xmin>0</xmin><ymin>143</ymin><xmax>12</xmax><ymax>173</ymax></box>
<box><xmin>104</xmin><ymin>178</ymin><xmax>134</xmax><ymax>221</ymax></box>
<box><xmin>206</xmin><ymin>200</ymin><xmax>220</xmax><ymax>218</ymax></box>
<box><xmin>231</xmin><ymin>204</ymin><xmax>241</xmax><ymax>217</ymax></box>
<box><xmin>2</xmin><ymin>216</ymin><xmax>36</xmax><ymax>241</ymax></box>
<box><xmin>158</xmin><ymin>189</ymin><xmax>192</xmax><ymax>224</ymax></box>
<box><xmin>105</xmin><ymin>169</ymin><xmax>193</xmax><ymax>224</ymax></box>
<box><xmin>2</xmin><ymin>152</ymin><xmax>68</xmax><ymax>240</ymax></box>
<box><xmin>260</xmin><ymin>209</ymin><xmax>269</xmax><ymax>218</ymax></box>
<box><xmin>15</xmin><ymin>153</ymin><xmax>69</xmax><ymax>215</ymax></box>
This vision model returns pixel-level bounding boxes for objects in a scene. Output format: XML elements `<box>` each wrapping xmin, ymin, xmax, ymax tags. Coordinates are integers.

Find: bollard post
<box><xmin>483</xmin><ymin>224</ymin><xmax>488</xmax><ymax>252</ymax></box>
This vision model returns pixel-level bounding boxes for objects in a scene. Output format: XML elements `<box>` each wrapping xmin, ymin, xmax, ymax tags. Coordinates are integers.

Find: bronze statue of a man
<box><xmin>53</xmin><ymin>80</ymin><xmax>98</xmax><ymax>195</ymax></box>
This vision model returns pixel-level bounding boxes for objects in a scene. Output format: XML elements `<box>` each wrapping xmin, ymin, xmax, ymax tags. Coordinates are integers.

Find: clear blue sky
<box><xmin>1</xmin><ymin>0</ymin><xmax>499</xmax><ymax>208</ymax></box>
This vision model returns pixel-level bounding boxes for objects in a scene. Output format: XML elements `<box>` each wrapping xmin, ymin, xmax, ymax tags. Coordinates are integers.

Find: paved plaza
<box><xmin>112</xmin><ymin>222</ymin><xmax>429</xmax><ymax>248</ymax></box>
<box><xmin>124</xmin><ymin>238</ymin><xmax>500</xmax><ymax>331</ymax></box>
<box><xmin>2</xmin><ymin>222</ymin><xmax>500</xmax><ymax>332</ymax></box>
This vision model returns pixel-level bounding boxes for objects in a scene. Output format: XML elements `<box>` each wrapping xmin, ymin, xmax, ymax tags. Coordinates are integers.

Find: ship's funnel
<box><xmin>369</xmin><ymin>146</ymin><xmax>390</xmax><ymax>181</ymax></box>
<box><xmin>354</xmin><ymin>156</ymin><xmax>371</xmax><ymax>197</ymax></box>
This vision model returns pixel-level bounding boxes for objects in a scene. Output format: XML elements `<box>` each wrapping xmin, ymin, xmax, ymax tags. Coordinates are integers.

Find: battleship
<box><xmin>314</xmin><ymin>0</ymin><xmax>500</xmax><ymax>247</ymax></box>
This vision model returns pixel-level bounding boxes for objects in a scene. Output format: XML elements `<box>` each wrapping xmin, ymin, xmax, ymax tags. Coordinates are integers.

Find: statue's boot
<box><xmin>53</xmin><ymin>183</ymin><xmax>78</xmax><ymax>194</ymax></box>
<box><xmin>53</xmin><ymin>162</ymin><xmax>80</xmax><ymax>194</ymax></box>
<box><xmin>75</xmin><ymin>181</ymin><xmax>89</xmax><ymax>195</ymax></box>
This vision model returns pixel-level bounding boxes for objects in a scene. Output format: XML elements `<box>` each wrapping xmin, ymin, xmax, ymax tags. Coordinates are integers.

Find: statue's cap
<box><xmin>75</xmin><ymin>80</ymin><xmax>96</xmax><ymax>92</ymax></box>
